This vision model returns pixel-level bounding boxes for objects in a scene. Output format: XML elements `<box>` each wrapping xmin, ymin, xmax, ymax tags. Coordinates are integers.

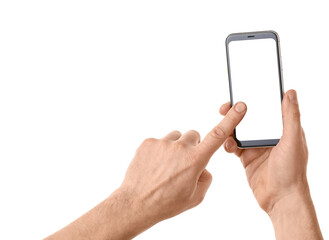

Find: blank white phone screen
<box><xmin>228</xmin><ymin>38</ymin><xmax>282</xmax><ymax>141</ymax></box>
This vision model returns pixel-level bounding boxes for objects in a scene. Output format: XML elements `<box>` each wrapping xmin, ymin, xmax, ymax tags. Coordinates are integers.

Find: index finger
<box><xmin>197</xmin><ymin>102</ymin><xmax>247</xmax><ymax>159</ymax></box>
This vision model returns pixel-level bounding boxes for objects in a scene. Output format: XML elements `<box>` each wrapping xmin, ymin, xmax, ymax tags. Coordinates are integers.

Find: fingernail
<box><xmin>288</xmin><ymin>91</ymin><xmax>298</xmax><ymax>104</ymax></box>
<box><xmin>235</xmin><ymin>102</ymin><xmax>246</xmax><ymax>113</ymax></box>
<box><xmin>225</xmin><ymin>140</ymin><xmax>234</xmax><ymax>152</ymax></box>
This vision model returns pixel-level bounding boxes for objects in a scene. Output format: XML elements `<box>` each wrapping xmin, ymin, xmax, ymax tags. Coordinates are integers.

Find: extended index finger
<box><xmin>197</xmin><ymin>102</ymin><xmax>247</xmax><ymax>160</ymax></box>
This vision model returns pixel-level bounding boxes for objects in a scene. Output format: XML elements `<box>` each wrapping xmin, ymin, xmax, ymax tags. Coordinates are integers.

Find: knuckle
<box><xmin>226</xmin><ymin>114</ymin><xmax>236</xmax><ymax>127</ymax></box>
<box><xmin>141</xmin><ymin>137</ymin><xmax>157</xmax><ymax>146</ymax></box>
<box><xmin>175</xmin><ymin>140</ymin><xmax>188</xmax><ymax>149</ymax></box>
<box><xmin>292</xmin><ymin>111</ymin><xmax>301</xmax><ymax>120</ymax></box>
<box><xmin>188</xmin><ymin>129</ymin><xmax>200</xmax><ymax>138</ymax></box>
<box><xmin>211</xmin><ymin>125</ymin><xmax>227</xmax><ymax>141</ymax></box>
<box><xmin>172</xmin><ymin>130</ymin><xmax>182</xmax><ymax>136</ymax></box>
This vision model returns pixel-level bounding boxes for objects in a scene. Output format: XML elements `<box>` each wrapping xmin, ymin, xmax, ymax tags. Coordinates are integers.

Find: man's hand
<box><xmin>220</xmin><ymin>90</ymin><xmax>323</xmax><ymax>240</ymax></box>
<box><xmin>117</xmin><ymin>101</ymin><xmax>247</xmax><ymax>238</ymax></box>
<box><xmin>45</xmin><ymin>102</ymin><xmax>247</xmax><ymax>240</ymax></box>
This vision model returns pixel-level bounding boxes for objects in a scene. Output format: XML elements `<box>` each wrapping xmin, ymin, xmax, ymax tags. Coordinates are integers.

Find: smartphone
<box><xmin>225</xmin><ymin>30</ymin><xmax>284</xmax><ymax>148</ymax></box>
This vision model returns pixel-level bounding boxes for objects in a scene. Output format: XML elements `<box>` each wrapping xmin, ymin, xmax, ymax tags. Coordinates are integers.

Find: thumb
<box><xmin>191</xmin><ymin>169</ymin><xmax>212</xmax><ymax>207</ymax></box>
<box><xmin>282</xmin><ymin>89</ymin><xmax>302</xmax><ymax>139</ymax></box>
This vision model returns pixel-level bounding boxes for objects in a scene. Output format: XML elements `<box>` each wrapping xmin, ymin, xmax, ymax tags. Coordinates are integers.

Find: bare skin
<box><xmin>45</xmin><ymin>90</ymin><xmax>323</xmax><ymax>240</ymax></box>
<box><xmin>45</xmin><ymin>102</ymin><xmax>248</xmax><ymax>240</ymax></box>
<box><xmin>220</xmin><ymin>90</ymin><xmax>323</xmax><ymax>240</ymax></box>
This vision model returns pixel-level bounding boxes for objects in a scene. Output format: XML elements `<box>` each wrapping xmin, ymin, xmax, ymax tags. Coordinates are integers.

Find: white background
<box><xmin>0</xmin><ymin>1</ymin><xmax>328</xmax><ymax>239</ymax></box>
<box><xmin>229</xmin><ymin>39</ymin><xmax>283</xmax><ymax>141</ymax></box>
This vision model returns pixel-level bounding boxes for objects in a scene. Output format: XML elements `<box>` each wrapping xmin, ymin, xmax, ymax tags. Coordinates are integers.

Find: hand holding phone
<box><xmin>219</xmin><ymin>90</ymin><xmax>323</xmax><ymax>239</ymax></box>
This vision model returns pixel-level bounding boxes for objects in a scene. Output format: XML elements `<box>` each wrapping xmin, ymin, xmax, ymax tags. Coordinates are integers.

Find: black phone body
<box><xmin>225</xmin><ymin>31</ymin><xmax>284</xmax><ymax>148</ymax></box>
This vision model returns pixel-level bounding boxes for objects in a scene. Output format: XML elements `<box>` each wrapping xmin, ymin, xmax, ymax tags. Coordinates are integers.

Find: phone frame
<box><xmin>225</xmin><ymin>30</ymin><xmax>284</xmax><ymax>148</ymax></box>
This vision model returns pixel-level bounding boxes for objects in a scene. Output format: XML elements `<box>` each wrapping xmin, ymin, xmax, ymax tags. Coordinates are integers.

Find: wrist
<box><xmin>268</xmin><ymin>183</ymin><xmax>311</xmax><ymax>221</ymax></box>
<box><xmin>268</xmin><ymin>184</ymin><xmax>323</xmax><ymax>240</ymax></box>
<box><xmin>105</xmin><ymin>187</ymin><xmax>157</xmax><ymax>239</ymax></box>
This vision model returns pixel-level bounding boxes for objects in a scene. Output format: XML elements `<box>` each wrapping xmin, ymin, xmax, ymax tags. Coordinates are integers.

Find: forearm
<box><xmin>269</xmin><ymin>187</ymin><xmax>323</xmax><ymax>240</ymax></box>
<box><xmin>45</xmin><ymin>188</ymin><xmax>154</xmax><ymax>240</ymax></box>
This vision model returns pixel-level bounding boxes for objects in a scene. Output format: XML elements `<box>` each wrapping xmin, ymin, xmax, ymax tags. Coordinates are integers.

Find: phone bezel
<box><xmin>225</xmin><ymin>30</ymin><xmax>284</xmax><ymax>148</ymax></box>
